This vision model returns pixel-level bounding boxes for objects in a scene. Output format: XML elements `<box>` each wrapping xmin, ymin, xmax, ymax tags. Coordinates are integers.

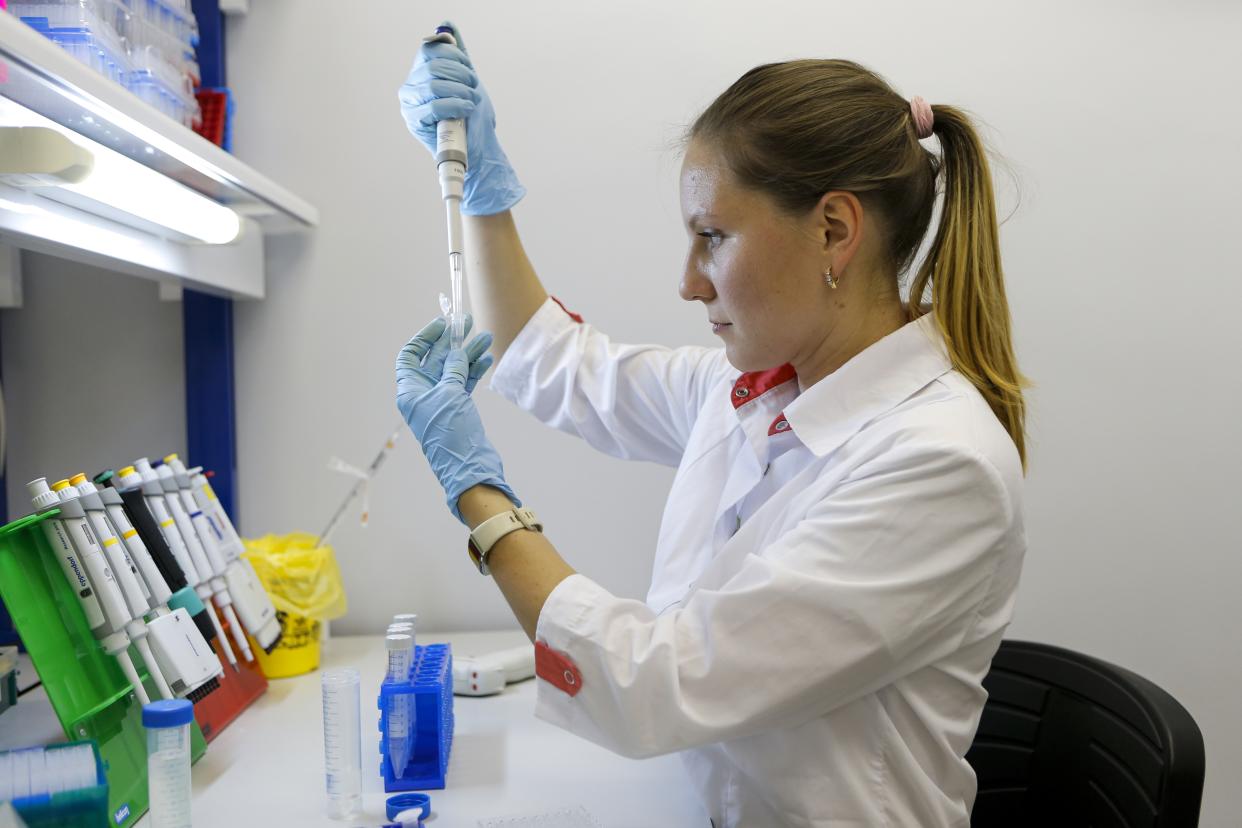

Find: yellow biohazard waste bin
<box><xmin>242</xmin><ymin>532</ymin><xmax>347</xmax><ymax>678</ymax></box>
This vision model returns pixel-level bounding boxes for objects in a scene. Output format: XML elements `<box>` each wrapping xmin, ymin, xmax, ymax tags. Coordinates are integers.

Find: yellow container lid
<box><xmin>50</xmin><ymin>479</ymin><xmax>71</xmax><ymax>492</ymax></box>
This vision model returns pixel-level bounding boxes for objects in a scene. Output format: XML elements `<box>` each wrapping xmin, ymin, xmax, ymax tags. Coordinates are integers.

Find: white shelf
<box><xmin>0</xmin><ymin>10</ymin><xmax>317</xmax><ymax>298</ymax></box>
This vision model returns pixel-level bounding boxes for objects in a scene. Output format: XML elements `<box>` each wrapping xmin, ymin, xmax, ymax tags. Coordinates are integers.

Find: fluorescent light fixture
<box><xmin>0</xmin><ymin>98</ymin><xmax>240</xmax><ymax>244</ymax></box>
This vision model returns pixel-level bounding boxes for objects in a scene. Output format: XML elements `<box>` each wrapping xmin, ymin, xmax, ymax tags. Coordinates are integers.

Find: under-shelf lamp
<box><xmin>0</xmin><ymin>99</ymin><xmax>241</xmax><ymax>245</ymax></box>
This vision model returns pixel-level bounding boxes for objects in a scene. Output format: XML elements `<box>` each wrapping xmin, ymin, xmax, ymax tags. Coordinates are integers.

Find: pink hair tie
<box><xmin>909</xmin><ymin>96</ymin><xmax>934</xmax><ymax>139</ymax></box>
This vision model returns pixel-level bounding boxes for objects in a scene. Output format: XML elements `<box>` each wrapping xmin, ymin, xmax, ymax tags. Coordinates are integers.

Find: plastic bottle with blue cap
<box><xmin>143</xmin><ymin>699</ymin><xmax>194</xmax><ymax>828</ymax></box>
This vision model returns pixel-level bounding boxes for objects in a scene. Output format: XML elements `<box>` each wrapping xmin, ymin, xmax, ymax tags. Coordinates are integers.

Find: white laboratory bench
<box><xmin>1</xmin><ymin>631</ymin><xmax>708</xmax><ymax>827</ymax></box>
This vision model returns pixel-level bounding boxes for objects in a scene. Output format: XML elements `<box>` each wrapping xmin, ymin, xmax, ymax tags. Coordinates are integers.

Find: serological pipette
<box><xmin>423</xmin><ymin>25</ymin><xmax>469</xmax><ymax>350</ymax></box>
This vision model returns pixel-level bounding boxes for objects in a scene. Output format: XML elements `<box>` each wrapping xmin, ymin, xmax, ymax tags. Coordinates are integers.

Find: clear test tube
<box><xmin>386</xmin><ymin>634</ymin><xmax>413</xmax><ymax>683</ymax></box>
<box><xmin>143</xmin><ymin>699</ymin><xmax>194</xmax><ymax>828</ymax></box>
<box><xmin>321</xmin><ymin>667</ymin><xmax>361</xmax><ymax>819</ymax></box>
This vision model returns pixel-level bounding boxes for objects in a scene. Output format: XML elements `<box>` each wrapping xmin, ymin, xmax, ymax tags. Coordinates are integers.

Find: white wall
<box><xmin>2</xmin><ymin>252</ymin><xmax>187</xmax><ymax>508</ymax></box>
<box><xmin>221</xmin><ymin>1</ymin><xmax>1240</xmax><ymax>822</ymax></box>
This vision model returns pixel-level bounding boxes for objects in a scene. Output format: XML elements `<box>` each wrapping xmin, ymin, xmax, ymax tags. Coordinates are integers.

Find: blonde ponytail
<box><xmin>908</xmin><ymin>106</ymin><xmax>1028</xmax><ymax>469</ymax></box>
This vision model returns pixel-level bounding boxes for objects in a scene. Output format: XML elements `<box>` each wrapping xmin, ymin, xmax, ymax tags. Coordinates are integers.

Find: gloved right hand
<box><xmin>398</xmin><ymin>21</ymin><xmax>526</xmax><ymax>216</ymax></box>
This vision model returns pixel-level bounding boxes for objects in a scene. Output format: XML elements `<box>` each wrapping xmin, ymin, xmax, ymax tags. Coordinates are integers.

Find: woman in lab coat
<box><xmin>396</xmin><ymin>24</ymin><xmax>1027</xmax><ymax>828</ymax></box>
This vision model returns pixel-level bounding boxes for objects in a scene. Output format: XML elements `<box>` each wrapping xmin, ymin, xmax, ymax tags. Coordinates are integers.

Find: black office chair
<box><xmin>966</xmin><ymin>640</ymin><xmax>1205</xmax><ymax>828</ymax></box>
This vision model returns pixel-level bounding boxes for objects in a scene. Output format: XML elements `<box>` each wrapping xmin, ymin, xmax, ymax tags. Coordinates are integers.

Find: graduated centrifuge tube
<box><xmin>385</xmin><ymin>634</ymin><xmax>414</xmax><ymax>776</ymax></box>
<box><xmin>144</xmin><ymin>700</ymin><xmax>194</xmax><ymax>828</ymax></box>
<box><xmin>391</xmin><ymin>613</ymin><xmax>418</xmax><ymax>649</ymax></box>
<box><xmin>322</xmin><ymin>667</ymin><xmax>362</xmax><ymax>819</ymax></box>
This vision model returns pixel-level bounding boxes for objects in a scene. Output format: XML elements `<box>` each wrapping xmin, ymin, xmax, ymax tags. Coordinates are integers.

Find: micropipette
<box><xmin>423</xmin><ymin>25</ymin><xmax>469</xmax><ymax>350</ymax></box>
<box><xmin>66</xmin><ymin>473</ymin><xmax>175</xmax><ymax>700</ymax></box>
<box><xmin>181</xmin><ymin>462</ymin><xmax>283</xmax><ymax>653</ymax></box>
<box><xmin>157</xmin><ymin>457</ymin><xmax>256</xmax><ymax>664</ymax></box>
<box><xmin>131</xmin><ymin>458</ymin><xmax>237</xmax><ymax>669</ymax></box>
<box><xmin>28</xmin><ymin>478</ymin><xmax>150</xmax><ymax>706</ymax></box>
<box><xmin>110</xmin><ymin>466</ymin><xmax>228</xmax><ymax>686</ymax></box>
<box><xmin>146</xmin><ymin>459</ymin><xmax>239</xmax><ymax>669</ymax></box>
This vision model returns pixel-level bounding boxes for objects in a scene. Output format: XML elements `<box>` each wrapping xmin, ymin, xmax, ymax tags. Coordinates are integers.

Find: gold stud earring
<box><xmin>824</xmin><ymin>267</ymin><xmax>837</xmax><ymax>289</ymax></box>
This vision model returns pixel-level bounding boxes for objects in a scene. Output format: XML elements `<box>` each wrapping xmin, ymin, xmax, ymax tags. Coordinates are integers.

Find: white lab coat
<box><xmin>490</xmin><ymin>298</ymin><xmax>1026</xmax><ymax>828</ymax></box>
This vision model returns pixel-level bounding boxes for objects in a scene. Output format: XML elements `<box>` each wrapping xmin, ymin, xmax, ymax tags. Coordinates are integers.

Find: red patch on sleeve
<box><xmin>535</xmin><ymin>640</ymin><xmax>583</xmax><ymax>697</ymax></box>
<box><xmin>550</xmin><ymin>296</ymin><xmax>584</xmax><ymax>324</ymax></box>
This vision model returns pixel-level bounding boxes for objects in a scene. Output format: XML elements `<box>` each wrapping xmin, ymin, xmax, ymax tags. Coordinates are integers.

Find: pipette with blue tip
<box><xmin>423</xmin><ymin>24</ymin><xmax>469</xmax><ymax>350</ymax></box>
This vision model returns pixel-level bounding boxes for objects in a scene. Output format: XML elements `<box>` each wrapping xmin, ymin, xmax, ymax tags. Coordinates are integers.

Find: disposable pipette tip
<box><xmin>203</xmin><ymin>602</ymin><xmax>238</xmax><ymax>667</ymax></box>
<box><xmin>117</xmin><ymin>650</ymin><xmax>151</xmax><ymax>706</ymax></box>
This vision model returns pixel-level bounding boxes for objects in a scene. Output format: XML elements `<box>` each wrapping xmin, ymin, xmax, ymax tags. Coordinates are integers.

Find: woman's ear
<box><xmin>817</xmin><ymin>190</ymin><xmax>865</xmax><ymax>269</ymax></box>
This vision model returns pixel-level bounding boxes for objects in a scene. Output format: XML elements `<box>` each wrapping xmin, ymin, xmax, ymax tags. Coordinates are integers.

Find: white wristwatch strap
<box><xmin>467</xmin><ymin>508</ymin><xmax>541</xmax><ymax>575</ymax></box>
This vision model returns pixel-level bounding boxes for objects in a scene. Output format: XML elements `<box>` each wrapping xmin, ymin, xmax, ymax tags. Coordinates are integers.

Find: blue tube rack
<box><xmin>378</xmin><ymin>643</ymin><xmax>454</xmax><ymax>791</ymax></box>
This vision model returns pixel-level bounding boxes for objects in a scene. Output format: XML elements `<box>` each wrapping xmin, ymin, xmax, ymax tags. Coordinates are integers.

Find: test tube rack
<box><xmin>192</xmin><ymin>610</ymin><xmax>269</xmax><ymax>742</ymax></box>
<box><xmin>378</xmin><ymin>643</ymin><xmax>455</xmax><ymax>791</ymax></box>
<box><xmin>0</xmin><ymin>511</ymin><xmax>207</xmax><ymax>828</ymax></box>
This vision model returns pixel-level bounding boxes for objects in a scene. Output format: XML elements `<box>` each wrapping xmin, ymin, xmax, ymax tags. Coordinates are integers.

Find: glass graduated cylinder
<box><xmin>321</xmin><ymin>667</ymin><xmax>362</xmax><ymax>819</ymax></box>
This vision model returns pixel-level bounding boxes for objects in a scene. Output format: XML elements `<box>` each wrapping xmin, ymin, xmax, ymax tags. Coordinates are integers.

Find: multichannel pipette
<box><xmin>423</xmin><ymin>25</ymin><xmax>469</xmax><ymax>350</ymax></box>
<box><xmin>141</xmin><ymin>458</ymin><xmax>238</xmax><ymax>669</ymax></box>
<box><xmin>105</xmin><ymin>467</ymin><xmax>227</xmax><ymax>686</ymax></box>
<box><xmin>131</xmin><ymin>458</ymin><xmax>237</xmax><ymax>669</ymax></box>
<box><xmin>114</xmin><ymin>465</ymin><xmax>226</xmax><ymax>665</ymax></box>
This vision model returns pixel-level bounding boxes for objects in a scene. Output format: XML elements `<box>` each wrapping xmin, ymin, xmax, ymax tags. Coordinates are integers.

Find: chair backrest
<box><xmin>966</xmin><ymin>640</ymin><xmax>1205</xmax><ymax>828</ymax></box>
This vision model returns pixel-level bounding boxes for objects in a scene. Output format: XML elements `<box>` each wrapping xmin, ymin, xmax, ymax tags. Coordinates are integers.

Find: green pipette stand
<box><xmin>0</xmin><ymin>511</ymin><xmax>207</xmax><ymax>828</ymax></box>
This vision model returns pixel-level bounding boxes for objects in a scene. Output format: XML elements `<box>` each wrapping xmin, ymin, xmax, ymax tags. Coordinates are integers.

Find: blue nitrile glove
<box><xmin>395</xmin><ymin>314</ymin><xmax>520</xmax><ymax>523</ymax></box>
<box><xmin>398</xmin><ymin>21</ymin><xmax>526</xmax><ymax>216</ymax></box>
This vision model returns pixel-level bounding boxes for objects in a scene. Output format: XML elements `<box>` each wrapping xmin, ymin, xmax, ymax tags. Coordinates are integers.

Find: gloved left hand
<box><xmin>396</xmin><ymin>315</ymin><xmax>520</xmax><ymax>523</ymax></box>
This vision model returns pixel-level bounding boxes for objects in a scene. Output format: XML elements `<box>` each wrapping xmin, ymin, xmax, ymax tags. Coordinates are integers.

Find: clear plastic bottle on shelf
<box><xmin>11</xmin><ymin>0</ymin><xmax>204</xmax><ymax>128</ymax></box>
